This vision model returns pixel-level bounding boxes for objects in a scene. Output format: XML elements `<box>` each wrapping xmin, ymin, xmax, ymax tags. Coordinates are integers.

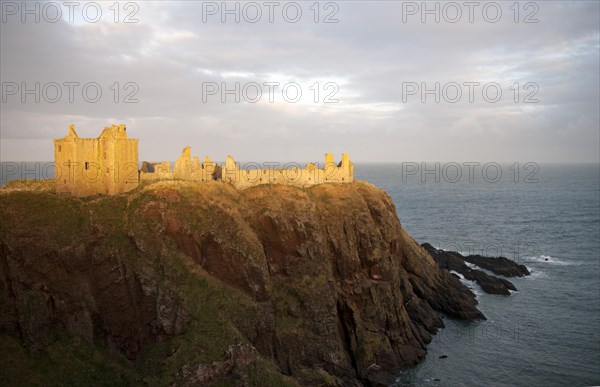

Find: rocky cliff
<box><xmin>0</xmin><ymin>180</ymin><xmax>484</xmax><ymax>386</ymax></box>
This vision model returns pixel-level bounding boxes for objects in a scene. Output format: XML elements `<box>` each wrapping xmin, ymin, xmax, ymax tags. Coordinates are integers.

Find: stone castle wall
<box><xmin>140</xmin><ymin>161</ymin><xmax>174</xmax><ymax>180</ymax></box>
<box><xmin>54</xmin><ymin>124</ymin><xmax>353</xmax><ymax>196</ymax></box>
<box><xmin>220</xmin><ymin>154</ymin><xmax>353</xmax><ymax>189</ymax></box>
<box><xmin>140</xmin><ymin>147</ymin><xmax>353</xmax><ymax>189</ymax></box>
<box><xmin>54</xmin><ymin>124</ymin><xmax>138</xmax><ymax>196</ymax></box>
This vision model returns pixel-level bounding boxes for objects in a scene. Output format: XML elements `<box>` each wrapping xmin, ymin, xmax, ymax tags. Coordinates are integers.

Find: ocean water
<box><xmin>355</xmin><ymin>163</ymin><xmax>600</xmax><ymax>387</ymax></box>
<box><xmin>1</xmin><ymin>162</ymin><xmax>599</xmax><ymax>386</ymax></box>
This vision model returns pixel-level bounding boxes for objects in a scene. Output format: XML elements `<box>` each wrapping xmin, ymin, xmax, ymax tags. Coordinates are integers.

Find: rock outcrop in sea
<box><xmin>422</xmin><ymin>243</ymin><xmax>530</xmax><ymax>296</ymax></box>
<box><xmin>1</xmin><ymin>180</ymin><xmax>485</xmax><ymax>386</ymax></box>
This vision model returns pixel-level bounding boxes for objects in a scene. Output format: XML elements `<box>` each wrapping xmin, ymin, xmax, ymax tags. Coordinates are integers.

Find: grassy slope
<box><xmin>0</xmin><ymin>181</ymin><xmax>296</xmax><ymax>386</ymax></box>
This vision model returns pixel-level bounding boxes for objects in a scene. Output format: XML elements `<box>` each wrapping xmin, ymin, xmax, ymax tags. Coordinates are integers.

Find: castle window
<box><xmin>58</xmin><ymin>145</ymin><xmax>61</xmax><ymax>152</ymax></box>
<box><xmin>85</xmin><ymin>162</ymin><xmax>89</xmax><ymax>170</ymax></box>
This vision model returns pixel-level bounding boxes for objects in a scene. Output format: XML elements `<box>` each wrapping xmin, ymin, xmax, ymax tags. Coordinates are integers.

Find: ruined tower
<box><xmin>54</xmin><ymin>124</ymin><xmax>139</xmax><ymax>196</ymax></box>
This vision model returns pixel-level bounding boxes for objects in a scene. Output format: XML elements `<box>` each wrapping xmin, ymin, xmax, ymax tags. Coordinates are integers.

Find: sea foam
<box><xmin>524</xmin><ymin>254</ymin><xmax>578</xmax><ymax>266</ymax></box>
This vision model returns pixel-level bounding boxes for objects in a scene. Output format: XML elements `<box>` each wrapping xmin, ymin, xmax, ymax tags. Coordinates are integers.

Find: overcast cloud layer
<box><xmin>1</xmin><ymin>0</ymin><xmax>599</xmax><ymax>163</ymax></box>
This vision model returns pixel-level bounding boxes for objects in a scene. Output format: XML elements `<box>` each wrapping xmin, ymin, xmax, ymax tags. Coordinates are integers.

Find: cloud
<box><xmin>1</xmin><ymin>0</ymin><xmax>598</xmax><ymax>162</ymax></box>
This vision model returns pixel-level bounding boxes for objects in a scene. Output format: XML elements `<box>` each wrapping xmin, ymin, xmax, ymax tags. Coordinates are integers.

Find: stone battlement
<box><xmin>54</xmin><ymin>124</ymin><xmax>353</xmax><ymax>196</ymax></box>
<box><xmin>140</xmin><ymin>146</ymin><xmax>353</xmax><ymax>189</ymax></box>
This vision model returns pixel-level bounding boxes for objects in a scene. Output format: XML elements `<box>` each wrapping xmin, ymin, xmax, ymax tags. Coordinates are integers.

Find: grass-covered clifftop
<box><xmin>0</xmin><ymin>180</ymin><xmax>483</xmax><ymax>386</ymax></box>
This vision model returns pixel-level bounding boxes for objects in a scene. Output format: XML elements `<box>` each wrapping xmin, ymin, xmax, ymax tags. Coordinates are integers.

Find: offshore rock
<box><xmin>421</xmin><ymin>243</ymin><xmax>528</xmax><ymax>296</ymax></box>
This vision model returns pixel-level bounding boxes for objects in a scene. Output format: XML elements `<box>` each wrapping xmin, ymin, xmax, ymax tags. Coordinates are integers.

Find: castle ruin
<box><xmin>54</xmin><ymin>124</ymin><xmax>139</xmax><ymax>196</ymax></box>
<box><xmin>54</xmin><ymin>124</ymin><xmax>353</xmax><ymax>196</ymax></box>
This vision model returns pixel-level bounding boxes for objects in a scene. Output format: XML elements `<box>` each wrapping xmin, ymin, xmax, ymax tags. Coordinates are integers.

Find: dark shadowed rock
<box><xmin>463</xmin><ymin>254</ymin><xmax>530</xmax><ymax>277</ymax></box>
<box><xmin>421</xmin><ymin>243</ymin><xmax>520</xmax><ymax>296</ymax></box>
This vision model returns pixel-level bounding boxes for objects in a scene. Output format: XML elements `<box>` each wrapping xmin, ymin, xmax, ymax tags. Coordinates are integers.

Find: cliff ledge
<box><xmin>0</xmin><ymin>180</ymin><xmax>483</xmax><ymax>386</ymax></box>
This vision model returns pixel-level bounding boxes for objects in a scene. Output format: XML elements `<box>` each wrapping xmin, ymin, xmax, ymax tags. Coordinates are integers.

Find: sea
<box><xmin>1</xmin><ymin>162</ymin><xmax>599</xmax><ymax>386</ymax></box>
<box><xmin>354</xmin><ymin>163</ymin><xmax>600</xmax><ymax>387</ymax></box>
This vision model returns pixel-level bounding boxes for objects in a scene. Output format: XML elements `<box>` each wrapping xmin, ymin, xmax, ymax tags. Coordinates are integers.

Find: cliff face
<box><xmin>0</xmin><ymin>180</ymin><xmax>483</xmax><ymax>386</ymax></box>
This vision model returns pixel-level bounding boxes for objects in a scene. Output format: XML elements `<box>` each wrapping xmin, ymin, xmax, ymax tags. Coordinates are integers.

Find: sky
<box><xmin>1</xmin><ymin>0</ymin><xmax>599</xmax><ymax>163</ymax></box>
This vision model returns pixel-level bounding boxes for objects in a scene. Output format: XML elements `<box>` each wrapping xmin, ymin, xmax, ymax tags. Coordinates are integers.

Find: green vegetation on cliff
<box><xmin>0</xmin><ymin>180</ymin><xmax>483</xmax><ymax>386</ymax></box>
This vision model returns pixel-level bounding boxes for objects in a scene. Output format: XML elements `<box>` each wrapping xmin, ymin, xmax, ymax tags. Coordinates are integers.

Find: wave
<box><xmin>449</xmin><ymin>271</ymin><xmax>482</xmax><ymax>297</ymax></box>
<box><xmin>525</xmin><ymin>269</ymin><xmax>548</xmax><ymax>279</ymax></box>
<box><xmin>524</xmin><ymin>255</ymin><xmax>578</xmax><ymax>266</ymax></box>
<box><xmin>458</xmin><ymin>277</ymin><xmax>482</xmax><ymax>297</ymax></box>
